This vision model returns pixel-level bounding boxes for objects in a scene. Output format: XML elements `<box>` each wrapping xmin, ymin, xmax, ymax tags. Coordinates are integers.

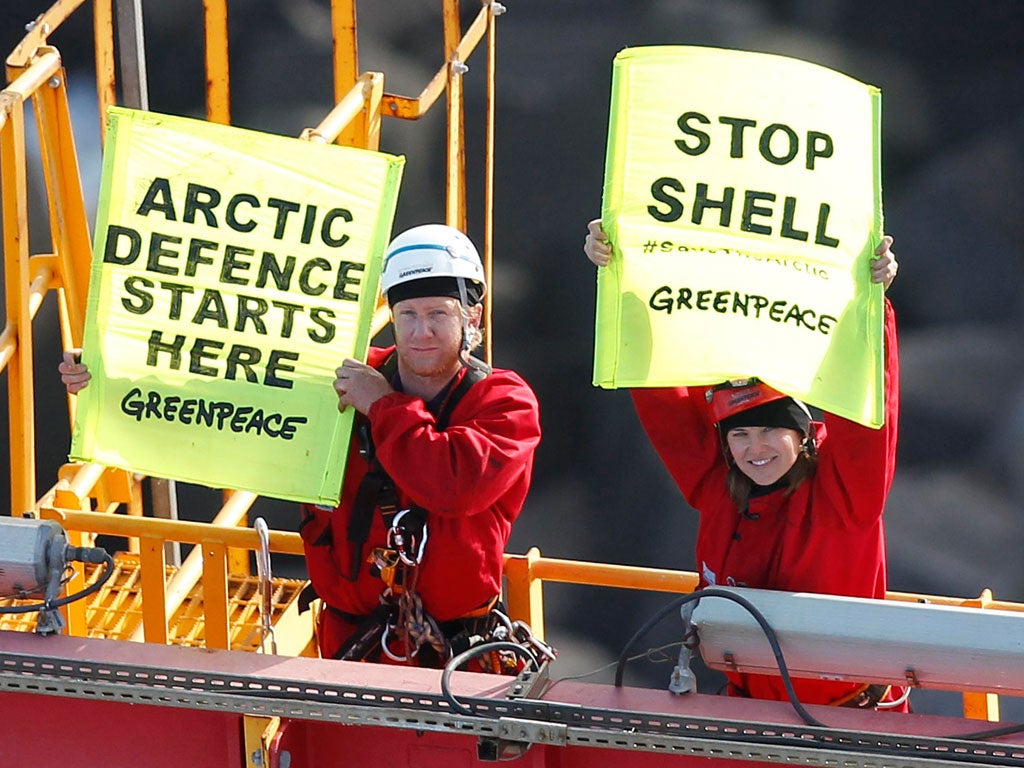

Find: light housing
<box><xmin>690</xmin><ymin>586</ymin><xmax>1024</xmax><ymax>694</ymax></box>
<box><xmin>0</xmin><ymin>517</ymin><xmax>68</xmax><ymax>596</ymax></box>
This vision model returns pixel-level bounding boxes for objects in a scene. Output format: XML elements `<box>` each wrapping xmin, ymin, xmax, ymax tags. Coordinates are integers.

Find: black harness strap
<box><xmin>346</xmin><ymin>450</ymin><xmax>397</xmax><ymax>580</ymax></box>
<box><xmin>436</xmin><ymin>365</ymin><xmax>486</xmax><ymax>430</ymax></box>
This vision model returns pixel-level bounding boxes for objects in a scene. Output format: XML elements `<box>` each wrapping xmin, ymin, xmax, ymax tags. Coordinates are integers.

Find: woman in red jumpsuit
<box><xmin>585</xmin><ymin>221</ymin><xmax>907</xmax><ymax>710</ymax></box>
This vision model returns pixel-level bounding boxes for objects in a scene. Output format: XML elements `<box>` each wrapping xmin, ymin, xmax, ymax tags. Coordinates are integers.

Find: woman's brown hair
<box><xmin>726</xmin><ymin>449</ymin><xmax>818</xmax><ymax>510</ymax></box>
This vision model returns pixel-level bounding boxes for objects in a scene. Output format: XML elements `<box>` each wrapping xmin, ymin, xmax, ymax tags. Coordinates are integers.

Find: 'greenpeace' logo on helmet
<box><xmin>398</xmin><ymin>267</ymin><xmax>434</xmax><ymax>279</ymax></box>
<box><xmin>727</xmin><ymin>390</ymin><xmax>760</xmax><ymax>408</ymax></box>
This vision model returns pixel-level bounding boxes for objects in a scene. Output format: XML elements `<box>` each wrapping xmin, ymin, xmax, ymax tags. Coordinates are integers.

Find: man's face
<box><xmin>392</xmin><ymin>295</ymin><xmax>469</xmax><ymax>379</ymax></box>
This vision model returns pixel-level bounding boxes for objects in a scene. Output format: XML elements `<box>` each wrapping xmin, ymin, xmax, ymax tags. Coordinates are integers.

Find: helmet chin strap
<box><xmin>456</xmin><ymin>277</ymin><xmax>491</xmax><ymax>375</ymax></box>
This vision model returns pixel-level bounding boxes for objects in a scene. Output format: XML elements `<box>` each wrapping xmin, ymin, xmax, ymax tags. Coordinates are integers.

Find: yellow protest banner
<box><xmin>594</xmin><ymin>46</ymin><xmax>885</xmax><ymax>427</ymax></box>
<box><xmin>71</xmin><ymin>107</ymin><xmax>405</xmax><ymax>504</ymax></box>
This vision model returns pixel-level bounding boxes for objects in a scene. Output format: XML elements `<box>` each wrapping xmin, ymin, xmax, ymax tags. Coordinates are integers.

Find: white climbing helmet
<box><xmin>380</xmin><ymin>224</ymin><xmax>487</xmax><ymax>305</ymax></box>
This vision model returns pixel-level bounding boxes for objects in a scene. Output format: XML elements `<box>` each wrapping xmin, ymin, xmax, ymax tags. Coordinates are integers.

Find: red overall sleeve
<box><xmin>630</xmin><ymin>385</ymin><xmax>724</xmax><ymax>506</ymax></box>
<box><xmin>368</xmin><ymin>369</ymin><xmax>541</xmax><ymax>517</ymax></box>
<box><xmin>813</xmin><ymin>297</ymin><xmax>900</xmax><ymax>528</ymax></box>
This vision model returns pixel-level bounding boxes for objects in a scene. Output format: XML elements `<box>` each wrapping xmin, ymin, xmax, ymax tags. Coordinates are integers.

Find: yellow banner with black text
<box><xmin>594</xmin><ymin>46</ymin><xmax>885</xmax><ymax>427</ymax></box>
<box><xmin>71</xmin><ymin>107</ymin><xmax>405</xmax><ymax>503</ymax></box>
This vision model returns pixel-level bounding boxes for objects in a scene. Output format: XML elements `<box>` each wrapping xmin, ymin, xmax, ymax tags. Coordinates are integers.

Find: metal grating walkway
<box><xmin>0</xmin><ymin>552</ymin><xmax>309</xmax><ymax>651</ymax></box>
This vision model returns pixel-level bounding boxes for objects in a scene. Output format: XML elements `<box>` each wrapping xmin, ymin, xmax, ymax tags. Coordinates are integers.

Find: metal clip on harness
<box><xmin>388</xmin><ymin>509</ymin><xmax>428</xmax><ymax>566</ymax></box>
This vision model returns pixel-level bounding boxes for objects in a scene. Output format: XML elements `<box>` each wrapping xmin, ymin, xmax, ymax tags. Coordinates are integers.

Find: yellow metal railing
<box><xmin>3</xmin><ymin>45</ymin><xmax>93</xmax><ymax>516</ymax></box>
<box><xmin>33</xmin><ymin>506</ymin><xmax>310</xmax><ymax>653</ymax></box>
<box><xmin>20</xmin><ymin>481</ymin><xmax>1024</xmax><ymax>723</ymax></box>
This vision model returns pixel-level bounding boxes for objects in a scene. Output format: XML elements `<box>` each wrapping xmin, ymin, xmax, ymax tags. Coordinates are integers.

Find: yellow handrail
<box><xmin>39</xmin><ymin>507</ymin><xmax>303</xmax><ymax>554</ymax></box>
<box><xmin>45</xmin><ymin>508</ymin><xmax>1024</xmax><ymax>628</ymax></box>
<box><xmin>37</xmin><ymin>506</ymin><xmax>307</xmax><ymax>650</ymax></box>
<box><xmin>25</xmin><ymin>498</ymin><xmax>1022</xmax><ymax>721</ymax></box>
<box><xmin>502</xmin><ymin>546</ymin><xmax>1017</xmax><ymax>722</ymax></box>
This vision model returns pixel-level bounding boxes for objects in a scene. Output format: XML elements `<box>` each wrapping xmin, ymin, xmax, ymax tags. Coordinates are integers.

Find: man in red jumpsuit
<box><xmin>585</xmin><ymin>221</ymin><xmax>908</xmax><ymax>710</ymax></box>
<box><xmin>298</xmin><ymin>224</ymin><xmax>541</xmax><ymax>667</ymax></box>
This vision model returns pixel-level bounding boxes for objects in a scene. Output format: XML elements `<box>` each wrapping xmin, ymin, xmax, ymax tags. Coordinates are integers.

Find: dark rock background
<box><xmin>3</xmin><ymin>0</ymin><xmax>1023</xmax><ymax>716</ymax></box>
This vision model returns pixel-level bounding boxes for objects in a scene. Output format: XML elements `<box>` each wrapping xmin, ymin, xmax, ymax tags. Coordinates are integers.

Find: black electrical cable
<box><xmin>0</xmin><ymin>550</ymin><xmax>115</xmax><ymax>615</ymax></box>
<box><xmin>440</xmin><ymin>641</ymin><xmax>541</xmax><ymax>716</ymax></box>
<box><xmin>614</xmin><ymin>587</ymin><xmax>829</xmax><ymax>728</ymax></box>
<box><xmin>614</xmin><ymin>595</ymin><xmax>697</xmax><ymax>688</ymax></box>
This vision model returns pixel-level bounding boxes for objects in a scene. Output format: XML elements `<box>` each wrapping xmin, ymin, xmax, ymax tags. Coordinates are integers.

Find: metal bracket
<box><xmin>505</xmin><ymin>659</ymin><xmax>551</xmax><ymax>700</ymax></box>
<box><xmin>243</xmin><ymin>714</ymin><xmax>280</xmax><ymax>768</ymax></box>
<box><xmin>477</xmin><ymin>659</ymin><xmax>554</xmax><ymax>760</ymax></box>
<box><xmin>478</xmin><ymin>717</ymin><xmax>566</xmax><ymax>761</ymax></box>
<box><xmin>905</xmin><ymin>667</ymin><xmax>921</xmax><ymax>687</ymax></box>
<box><xmin>498</xmin><ymin>717</ymin><xmax>567</xmax><ymax>746</ymax></box>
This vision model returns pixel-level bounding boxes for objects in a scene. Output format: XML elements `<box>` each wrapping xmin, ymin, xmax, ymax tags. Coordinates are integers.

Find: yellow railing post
<box><xmin>1</xmin><ymin>90</ymin><xmax>37</xmax><ymax>517</ymax></box>
<box><xmin>503</xmin><ymin>547</ymin><xmax>545</xmax><ymax>638</ymax></box>
<box><xmin>443</xmin><ymin>0</ymin><xmax>467</xmax><ymax>232</ymax></box>
<box><xmin>204</xmin><ymin>0</ymin><xmax>230</xmax><ymax>124</ymax></box>
<box><xmin>93</xmin><ymin>0</ymin><xmax>116</xmax><ymax>143</ymax></box>
<box><xmin>960</xmin><ymin>589</ymin><xmax>1000</xmax><ymax>721</ymax></box>
<box><xmin>482</xmin><ymin>0</ymin><xmax>499</xmax><ymax>366</ymax></box>
<box><xmin>50</xmin><ymin>465</ymin><xmax>97</xmax><ymax>636</ymax></box>
<box><xmin>32</xmin><ymin>51</ymin><xmax>92</xmax><ymax>343</ymax></box>
<box><xmin>139</xmin><ymin>536</ymin><xmax>168</xmax><ymax>643</ymax></box>
<box><xmin>331</xmin><ymin>0</ymin><xmax>364</xmax><ymax>148</ymax></box>
<box><xmin>362</xmin><ymin>67</ymin><xmax>384</xmax><ymax>150</ymax></box>
<box><xmin>201</xmin><ymin>541</ymin><xmax>231</xmax><ymax>649</ymax></box>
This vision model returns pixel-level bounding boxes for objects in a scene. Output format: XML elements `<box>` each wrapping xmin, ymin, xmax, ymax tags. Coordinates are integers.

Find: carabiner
<box><xmin>388</xmin><ymin>509</ymin><xmax>428</xmax><ymax>566</ymax></box>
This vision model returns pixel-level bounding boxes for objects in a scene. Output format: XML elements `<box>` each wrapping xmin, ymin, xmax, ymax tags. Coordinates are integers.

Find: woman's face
<box><xmin>725</xmin><ymin>426</ymin><xmax>803</xmax><ymax>486</ymax></box>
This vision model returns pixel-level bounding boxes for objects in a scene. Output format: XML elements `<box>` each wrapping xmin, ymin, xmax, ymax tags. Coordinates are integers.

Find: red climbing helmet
<box><xmin>706</xmin><ymin>378</ymin><xmax>821</xmax><ymax>451</ymax></box>
<box><xmin>706</xmin><ymin>379</ymin><xmax>789</xmax><ymax>426</ymax></box>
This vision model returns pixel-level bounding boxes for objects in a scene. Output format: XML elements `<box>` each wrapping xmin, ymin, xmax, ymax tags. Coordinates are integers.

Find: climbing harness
<box><xmin>331</xmin><ymin>356</ymin><xmax>501</xmax><ymax>668</ymax></box>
